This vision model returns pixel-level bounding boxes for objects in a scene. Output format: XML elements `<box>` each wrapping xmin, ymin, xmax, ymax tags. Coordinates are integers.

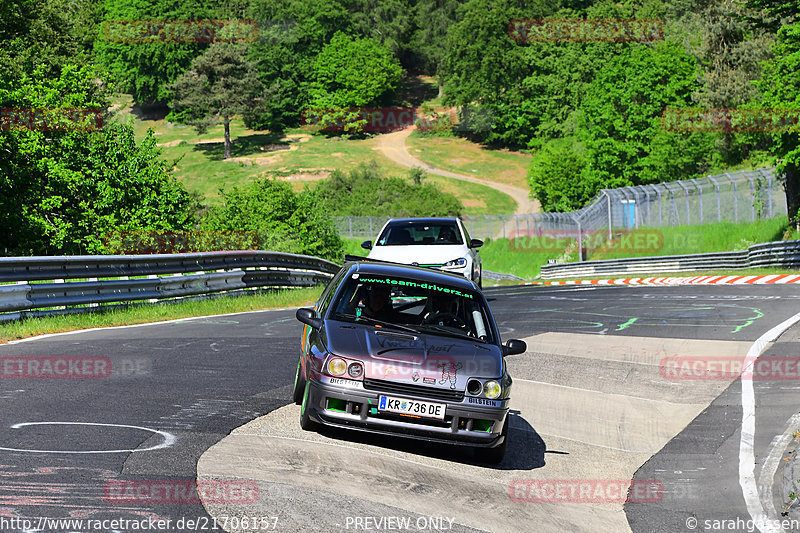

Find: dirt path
<box><xmin>375</xmin><ymin>127</ymin><xmax>540</xmax><ymax>214</ymax></box>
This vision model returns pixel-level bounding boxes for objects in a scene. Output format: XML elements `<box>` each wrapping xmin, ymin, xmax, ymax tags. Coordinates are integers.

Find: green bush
<box><xmin>201</xmin><ymin>178</ymin><xmax>343</xmax><ymax>262</ymax></box>
<box><xmin>314</xmin><ymin>161</ymin><xmax>462</xmax><ymax>216</ymax></box>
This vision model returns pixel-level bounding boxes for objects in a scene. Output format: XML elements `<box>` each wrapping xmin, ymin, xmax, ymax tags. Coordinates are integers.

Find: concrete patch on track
<box><xmin>198</xmin><ymin>333</ymin><xmax>753</xmax><ymax>532</ymax></box>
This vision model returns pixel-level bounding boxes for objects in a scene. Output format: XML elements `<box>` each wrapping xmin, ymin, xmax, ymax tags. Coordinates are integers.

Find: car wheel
<box><xmin>292</xmin><ymin>357</ymin><xmax>306</xmax><ymax>405</ymax></box>
<box><xmin>299</xmin><ymin>381</ymin><xmax>318</xmax><ymax>432</ymax></box>
<box><xmin>477</xmin><ymin>267</ymin><xmax>483</xmax><ymax>290</ymax></box>
<box><xmin>476</xmin><ymin>416</ymin><xmax>507</xmax><ymax>464</ymax></box>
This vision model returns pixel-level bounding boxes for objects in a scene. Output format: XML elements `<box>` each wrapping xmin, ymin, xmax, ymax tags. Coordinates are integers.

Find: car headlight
<box><xmin>483</xmin><ymin>380</ymin><xmax>502</xmax><ymax>399</ymax></box>
<box><xmin>327</xmin><ymin>357</ymin><xmax>347</xmax><ymax>376</ymax></box>
<box><xmin>443</xmin><ymin>257</ymin><xmax>467</xmax><ymax>268</ymax></box>
<box><xmin>347</xmin><ymin>361</ymin><xmax>364</xmax><ymax>378</ymax></box>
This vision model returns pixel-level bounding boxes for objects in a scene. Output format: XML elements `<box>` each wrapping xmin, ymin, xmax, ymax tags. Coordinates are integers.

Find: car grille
<box><xmin>363</xmin><ymin>378</ymin><xmax>464</xmax><ymax>402</ymax></box>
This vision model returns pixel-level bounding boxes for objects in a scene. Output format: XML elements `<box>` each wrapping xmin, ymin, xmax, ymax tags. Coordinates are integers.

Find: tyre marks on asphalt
<box><xmin>197</xmin><ymin>332</ymin><xmax>753</xmax><ymax>533</ymax></box>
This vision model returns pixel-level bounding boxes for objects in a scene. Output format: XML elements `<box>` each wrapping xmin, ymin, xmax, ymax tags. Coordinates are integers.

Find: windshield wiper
<box><xmin>334</xmin><ymin>313</ymin><xmax>420</xmax><ymax>335</ymax></box>
<box><xmin>414</xmin><ymin>324</ymin><xmax>488</xmax><ymax>343</ymax></box>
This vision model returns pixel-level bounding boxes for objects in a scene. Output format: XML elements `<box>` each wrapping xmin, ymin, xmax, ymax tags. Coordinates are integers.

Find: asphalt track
<box><xmin>1</xmin><ymin>285</ymin><xmax>800</xmax><ymax>532</ymax></box>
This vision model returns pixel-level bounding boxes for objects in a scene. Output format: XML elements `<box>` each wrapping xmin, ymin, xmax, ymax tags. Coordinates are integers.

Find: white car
<box><xmin>362</xmin><ymin>218</ymin><xmax>483</xmax><ymax>288</ymax></box>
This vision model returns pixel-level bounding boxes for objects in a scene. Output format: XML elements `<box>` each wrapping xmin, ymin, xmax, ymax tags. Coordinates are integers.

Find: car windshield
<box><xmin>375</xmin><ymin>221</ymin><xmax>463</xmax><ymax>246</ymax></box>
<box><xmin>330</xmin><ymin>273</ymin><xmax>494</xmax><ymax>343</ymax></box>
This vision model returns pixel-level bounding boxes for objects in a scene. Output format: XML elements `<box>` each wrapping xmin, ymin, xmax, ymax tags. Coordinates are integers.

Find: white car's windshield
<box><xmin>376</xmin><ymin>222</ymin><xmax>463</xmax><ymax>246</ymax></box>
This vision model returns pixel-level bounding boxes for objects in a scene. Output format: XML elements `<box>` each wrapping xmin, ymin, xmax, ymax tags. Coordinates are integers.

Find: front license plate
<box><xmin>378</xmin><ymin>396</ymin><xmax>446</xmax><ymax>419</ymax></box>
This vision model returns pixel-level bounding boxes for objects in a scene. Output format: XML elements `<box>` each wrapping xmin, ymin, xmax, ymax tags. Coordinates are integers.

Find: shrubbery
<box><xmin>201</xmin><ymin>179</ymin><xmax>343</xmax><ymax>262</ymax></box>
<box><xmin>313</xmin><ymin>161</ymin><xmax>462</xmax><ymax>217</ymax></box>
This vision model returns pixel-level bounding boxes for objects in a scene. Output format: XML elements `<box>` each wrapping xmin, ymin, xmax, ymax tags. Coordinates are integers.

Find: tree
<box><xmin>757</xmin><ymin>23</ymin><xmax>800</xmax><ymax>222</ymax></box>
<box><xmin>411</xmin><ymin>0</ymin><xmax>461</xmax><ymax>82</ymax></box>
<box><xmin>343</xmin><ymin>0</ymin><xmax>413</xmax><ymax>59</ymax></box>
<box><xmin>527</xmin><ymin>139</ymin><xmax>595</xmax><ymax>212</ymax></box>
<box><xmin>202</xmin><ymin>179</ymin><xmax>343</xmax><ymax>262</ymax></box>
<box><xmin>247</xmin><ymin>0</ymin><xmax>352</xmax><ymax>130</ymax></box>
<box><xmin>307</xmin><ymin>32</ymin><xmax>403</xmax><ymax>132</ymax></box>
<box><xmin>0</xmin><ymin>66</ymin><xmax>196</xmax><ymax>254</ymax></box>
<box><xmin>94</xmin><ymin>0</ymin><xmax>220</xmax><ymax>105</ymax></box>
<box><xmin>578</xmin><ymin>41</ymin><xmax>717</xmax><ymax>187</ymax></box>
<box><xmin>170</xmin><ymin>43</ymin><xmax>263</xmax><ymax>159</ymax></box>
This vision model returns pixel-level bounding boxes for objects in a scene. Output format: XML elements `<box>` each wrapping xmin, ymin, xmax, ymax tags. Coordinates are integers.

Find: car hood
<box><xmin>367</xmin><ymin>245</ymin><xmax>468</xmax><ymax>266</ymax></box>
<box><xmin>324</xmin><ymin>322</ymin><xmax>502</xmax><ymax>386</ymax></box>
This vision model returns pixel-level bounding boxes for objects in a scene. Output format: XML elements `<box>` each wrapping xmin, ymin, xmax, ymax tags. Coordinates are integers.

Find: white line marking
<box><xmin>758</xmin><ymin>413</ymin><xmax>800</xmax><ymax>526</ymax></box>
<box><xmin>740</xmin><ymin>312</ymin><xmax>800</xmax><ymax>533</ymax></box>
<box><xmin>5</xmin><ymin>306</ymin><xmax>300</xmax><ymax>345</ymax></box>
<box><xmin>0</xmin><ymin>421</ymin><xmax>176</xmax><ymax>454</ymax></box>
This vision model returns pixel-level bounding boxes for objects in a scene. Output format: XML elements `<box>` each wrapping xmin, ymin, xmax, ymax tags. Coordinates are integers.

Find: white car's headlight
<box><xmin>443</xmin><ymin>257</ymin><xmax>467</xmax><ymax>268</ymax></box>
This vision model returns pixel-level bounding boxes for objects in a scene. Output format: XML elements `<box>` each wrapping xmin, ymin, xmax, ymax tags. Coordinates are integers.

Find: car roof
<box><xmin>383</xmin><ymin>217</ymin><xmax>460</xmax><ymax>225</ymax></box>
<box><xmin>342</xmin><ymin>261</ymin><xmax>476</xmax><ymax>290</ymax></box>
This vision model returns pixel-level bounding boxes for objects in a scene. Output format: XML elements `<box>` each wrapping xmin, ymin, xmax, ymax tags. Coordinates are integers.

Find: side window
<box><xmin>317</xmin><ymin>270</ymin><xmax>345</xmax><ymax>315</ymax></box>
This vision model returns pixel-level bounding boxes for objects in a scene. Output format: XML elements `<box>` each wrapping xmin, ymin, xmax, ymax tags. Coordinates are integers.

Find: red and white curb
<box><xmin>523</xmin><ymin>274</ymin><xmax>800</xmax><ymax>286</ymax></box>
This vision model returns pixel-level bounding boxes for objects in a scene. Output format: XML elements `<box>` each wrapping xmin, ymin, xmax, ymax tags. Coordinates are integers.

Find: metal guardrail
<box><xmin>539</xmin><ymin>240</ymin><xmax>800</xmax><ymax>279</ymax></box>
<box><xmin>0</xmin><ymin>251</ymin><xmax>340</xmax><ymax>321</ymax></box>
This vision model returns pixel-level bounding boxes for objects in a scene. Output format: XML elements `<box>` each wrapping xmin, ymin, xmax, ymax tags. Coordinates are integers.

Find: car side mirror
<box><xmin>470</xmin><ymin>239</ymin><xmax>483</xmax><ymax>249</ymax></box>
<box><xmin>361</xmin><ymin>240</ymin><xmax>372</xmax><ymax>250</ymax></box>
<box><xmin>502</xmin><ymin>339</ymin><xmax>526</xmax><ymax>357</ymax></box>
<box><xmin>296</xmin><ymin>308</ymin><xmax>323</xmax><ymax>329</ymax></box>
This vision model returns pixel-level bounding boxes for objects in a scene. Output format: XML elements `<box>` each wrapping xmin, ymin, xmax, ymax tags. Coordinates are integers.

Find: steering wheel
<box><xmin>422</xmin><ymin>311</ymin><xmax>466</xmax><ymax>328</ymax></box>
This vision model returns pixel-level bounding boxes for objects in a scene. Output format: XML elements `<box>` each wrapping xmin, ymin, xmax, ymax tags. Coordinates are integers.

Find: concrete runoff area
<box><xmin>197</xmin><ymin>333</ymin><xmax>753</xmax><ymax>533</ymax></box>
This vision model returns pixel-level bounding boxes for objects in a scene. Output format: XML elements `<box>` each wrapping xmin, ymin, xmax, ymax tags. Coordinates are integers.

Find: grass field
<box><xmin>406</xmin><ymin>132</ymin><xmax>532</xmax><ymax>189</ymax></box>
<box><xmin>111</xmin><ymin>95</ymin><xmax>517</xmax><ymax>212</ymax></box>
<box><xmin>0</xmin><ymin>287</ymin><xmax>322</xmax><ymax>345</ymax></box>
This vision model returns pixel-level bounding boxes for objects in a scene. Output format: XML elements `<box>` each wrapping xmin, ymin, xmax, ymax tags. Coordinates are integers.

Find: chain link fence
<box><xmin>332</xmin><ymin>168</ymin><xmax>786</xmax><ymax>244</ymax></box>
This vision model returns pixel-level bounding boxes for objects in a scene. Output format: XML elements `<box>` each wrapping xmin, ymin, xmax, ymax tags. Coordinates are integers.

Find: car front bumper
<box><xmin>304</xmin><ymin>377</ymin><xmax>508</xmax><ymax>448</ymax></box>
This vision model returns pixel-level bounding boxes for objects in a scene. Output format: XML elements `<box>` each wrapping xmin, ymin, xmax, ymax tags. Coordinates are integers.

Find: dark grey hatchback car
<box><xmin>294</xmin><ymin>260</ymin><xmax>526</xmax><ymax>463</ymax></box>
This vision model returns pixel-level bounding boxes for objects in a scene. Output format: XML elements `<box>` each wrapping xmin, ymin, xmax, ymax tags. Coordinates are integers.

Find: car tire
<box><xmin>292</xmin><ymin>358</ymin><xmax>306</xmax><ymax>405</ymax></box>
<box><xmin>299</xmin><ymin>381</ymin><xmax>319</xmax><ymax>432</ymax></box>
<box><xmin>476</xmin><ymin>416</ymin><xmax>508</xmax><ymax>464</ymax></box>
<box><xmin>477</xmin><ymin>267</ymin><xmax>483</xmax><ymax>290</ymax></box>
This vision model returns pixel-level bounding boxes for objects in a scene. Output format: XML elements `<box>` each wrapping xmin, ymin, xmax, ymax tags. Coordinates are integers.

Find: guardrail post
<box><xmin>484</xmin><ymin>215</ymin><xmax>491</xmax><ymax>240</ymax></box>
<box><xmin>500</xmin><ymin>215</ymin><xmax>506</xmax><ymax>239</ymax></box>
<box><xmin>348</xmin><ymin>217</ymin><xmax>353</xmax><ymax>238</ymax></box>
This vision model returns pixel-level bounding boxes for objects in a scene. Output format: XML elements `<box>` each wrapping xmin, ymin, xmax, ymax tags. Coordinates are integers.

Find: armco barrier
<box><xmin>539</xmin><ymin>240</ymin><xmax>800</xmax><ymax>279</ymax></box>
<box><xmin>0</xmin><ymin>251</ymin><xmax>340</xmax><ymax>321</ymax></box>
